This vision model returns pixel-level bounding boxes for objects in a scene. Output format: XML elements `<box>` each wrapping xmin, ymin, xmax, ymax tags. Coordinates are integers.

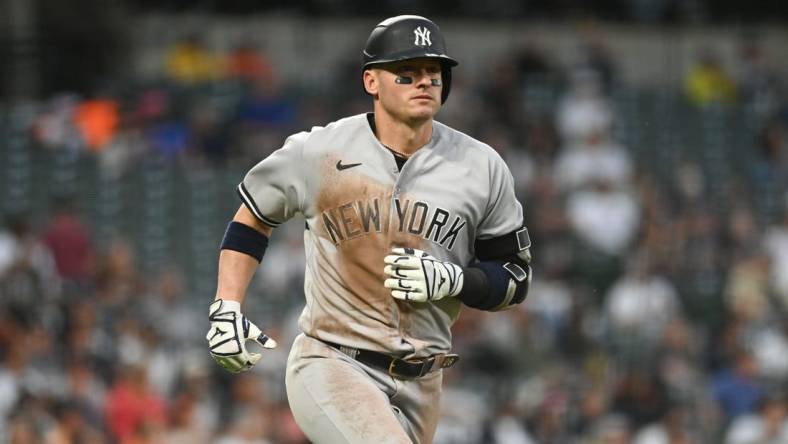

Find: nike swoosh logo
<box><xmin>336</xmin><ymin>160</ymin><xmax>362</xmax><ymax>171</ymax></box>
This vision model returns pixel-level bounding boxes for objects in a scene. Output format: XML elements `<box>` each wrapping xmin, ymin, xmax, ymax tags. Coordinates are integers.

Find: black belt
<box><xmin>321</xmin><ymin>340</ymin><xmax>459</xmax><ymax>379</ymax></box>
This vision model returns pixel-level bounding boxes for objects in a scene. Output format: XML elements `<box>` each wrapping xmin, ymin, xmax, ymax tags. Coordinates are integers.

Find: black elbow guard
<box><xmin>501</xmin><ymin>261</ymin><xmax>532</xmax><ymax>308</ymax></box>
<box><xmin>459</xmin><ymin>226</ymin><xmax>533</xmax><ymax>311</ymax></box>
<box><xmin>487</xmin><ymin>259</ymin><xmax>532</xmax><ymax>311</ymax></box>
<box><xmin>458</xmin><ymin>259</ymin><xmax>532</xmax><ymax>311</ymax></box>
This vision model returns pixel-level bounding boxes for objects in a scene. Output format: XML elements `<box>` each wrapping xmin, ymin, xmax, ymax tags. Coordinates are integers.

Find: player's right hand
<box><xmin>206</xmin><ymin>299</ymin><xmax>277</xmax><ymax>373</ymax></box>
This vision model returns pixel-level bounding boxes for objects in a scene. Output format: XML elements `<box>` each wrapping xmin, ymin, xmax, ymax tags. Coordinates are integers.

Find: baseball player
<box><xmin>206</xmin><ymin>15</ymin><xmax>533</xmax><ymax>444</ymax></box>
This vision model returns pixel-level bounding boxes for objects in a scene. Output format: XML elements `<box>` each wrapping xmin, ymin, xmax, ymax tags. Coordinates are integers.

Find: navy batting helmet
<box><xmin>362</xmin><ymin>15</ymin><xmax>459</xmax><ymax>104</ymax></box>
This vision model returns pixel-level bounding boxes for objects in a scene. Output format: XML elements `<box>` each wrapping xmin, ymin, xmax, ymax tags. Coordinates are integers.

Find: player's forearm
<box><xmin>215</xmin><ymin>249</ymin><xmax>261</xmax><ymax>303</ymax></box>
<box><xmin>214</xmin><ymin>205</ymin><xmax>273</xmax><ymax>303</ymax></box>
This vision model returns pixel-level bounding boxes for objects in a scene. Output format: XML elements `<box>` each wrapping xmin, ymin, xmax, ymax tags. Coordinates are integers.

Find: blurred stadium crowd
<box><xmin>2</xmin><ymin>14</ymin><xmax>788</xmax><ymax>444</ymax></box>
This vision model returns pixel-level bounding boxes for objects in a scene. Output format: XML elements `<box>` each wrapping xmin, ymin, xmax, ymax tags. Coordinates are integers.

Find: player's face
<box><xmin>367</xmin><ymin>58</ymin><xmax>443</xmax><ymax>124</ymax></box>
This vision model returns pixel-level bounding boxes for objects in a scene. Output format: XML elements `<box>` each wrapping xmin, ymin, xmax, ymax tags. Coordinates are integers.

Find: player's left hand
<box><xmin>206</xmin><ymin>299</ymin><xmax>277</xmax><ymax>373</ymax></box>
<box><xmin>384</xmin><ymin>248</ymin><xmax>464</xmax><ymax>302</ymax></box>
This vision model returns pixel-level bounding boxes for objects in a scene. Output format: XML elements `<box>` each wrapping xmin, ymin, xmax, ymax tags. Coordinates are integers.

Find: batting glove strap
<box><xmin>383</xmin><ymin>248</ymin><xmax>464</xmax><ymax>302</ymax></box>
<box><xmin>206</xmin><ymin>299</ymin><xmax>277</xmax><ymax>373</ymax></box>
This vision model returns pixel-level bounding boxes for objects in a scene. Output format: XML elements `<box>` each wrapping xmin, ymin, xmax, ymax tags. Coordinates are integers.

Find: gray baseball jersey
<box><xmin>239</xmin><ymin>113</ymin><xmax>523</xmax><ymax>358</ymax></box>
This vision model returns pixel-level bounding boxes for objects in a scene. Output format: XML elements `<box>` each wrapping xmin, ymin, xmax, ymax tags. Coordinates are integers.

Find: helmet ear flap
<box><xmin>441</xmin><ymin>67</ymin><xmax>452</xmax><ymax>104</ymax></box>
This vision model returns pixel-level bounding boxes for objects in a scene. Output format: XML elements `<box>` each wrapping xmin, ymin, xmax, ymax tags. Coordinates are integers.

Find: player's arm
<box><xmin>457</xmin><ymin>149</ymin><xmax>532</xmax><ymax>311</ymax></box>
<box><xmin>383</xmin><ymin>227</ymin><xmax>532</xmax><ymax>311</ymax></box>
<box><xmin>206</xmin><ymin>205</ymin><xmax>277</xmax><ymax>373</ymax></box>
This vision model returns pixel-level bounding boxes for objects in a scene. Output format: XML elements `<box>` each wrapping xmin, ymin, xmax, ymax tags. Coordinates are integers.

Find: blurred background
<box><xmin>2</xmin><ymin>1</ymin><xmax>788</xmax><ymax>443</ymax></box>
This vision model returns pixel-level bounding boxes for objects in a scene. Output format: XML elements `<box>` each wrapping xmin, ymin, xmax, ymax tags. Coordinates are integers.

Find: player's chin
<box><xmin>408</xmin><ymin>102</ymin><xmax>440</xmax><ymax>119</ymax></box>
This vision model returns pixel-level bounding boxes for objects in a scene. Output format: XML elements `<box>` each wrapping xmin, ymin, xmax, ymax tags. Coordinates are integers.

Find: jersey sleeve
<box><xmin>476</xmin><ymin>152</ymin><xmax>524</xmax><ymax>239</ymax></box>
<box><xmin>237</xmin><ymin>132</ymin><xmax>308</xmax><ymax>228</ymax></box>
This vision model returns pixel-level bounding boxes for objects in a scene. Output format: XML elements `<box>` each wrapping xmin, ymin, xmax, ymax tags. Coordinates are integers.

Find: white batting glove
<box><xmin>383</xmin><ymin>248</ymin><xmax>464</xmax><ymax>302</ymax></box>
<box><xmin>206</xmin><ymin>299</ymin><xmax>277</xmax><ymax>373</ymax></box>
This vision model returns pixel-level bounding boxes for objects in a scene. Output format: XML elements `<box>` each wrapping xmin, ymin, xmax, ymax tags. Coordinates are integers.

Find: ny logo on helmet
<box><xmin>413</xmin><ymin>27</ymin><xmax>431</xmax><ymax>46</ymax></box>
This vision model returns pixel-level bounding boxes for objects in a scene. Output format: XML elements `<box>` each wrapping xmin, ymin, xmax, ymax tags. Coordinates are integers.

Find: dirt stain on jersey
<box><xmin>313</xmin><ymin>155</ymin><xmax>426</xmax><ymax>353</ymax></box>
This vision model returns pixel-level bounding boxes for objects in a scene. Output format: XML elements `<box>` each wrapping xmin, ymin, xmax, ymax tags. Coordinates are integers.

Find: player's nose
<box><xmin>413</xmin><ymin>70</ymin><xmax>439</xmax><ymax>88</ymax></box>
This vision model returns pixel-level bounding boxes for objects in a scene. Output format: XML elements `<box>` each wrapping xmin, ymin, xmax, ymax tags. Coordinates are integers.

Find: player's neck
<box><xmin>372</xmin><ymin>111</ymin><xmax>433</xmax><ymax>156</ymax></box>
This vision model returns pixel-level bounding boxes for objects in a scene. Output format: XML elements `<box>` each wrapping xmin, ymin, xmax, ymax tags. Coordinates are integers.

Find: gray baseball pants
<box><xmin>285</xmin><ymin>334</ymin><xmax>443</xmax><ymax>444</ymax></box>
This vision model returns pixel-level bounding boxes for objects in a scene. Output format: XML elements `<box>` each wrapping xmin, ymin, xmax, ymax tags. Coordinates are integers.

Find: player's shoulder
<box><xmin>433</xmin><ymin>120</ymin><xmax>507</xmax><ymax>165</ymax></box>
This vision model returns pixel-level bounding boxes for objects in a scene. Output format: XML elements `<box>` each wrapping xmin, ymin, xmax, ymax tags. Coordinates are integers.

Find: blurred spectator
<box><xmin>136</xmin><ymin>88</ymin><xmax>172</xmax><ymax>123</ymax></box>
<box><xmin>236</xmin><ymin>77</ymin><xmax>297</xmax><ymax>130</ymax></box>
<box><xmin>570</xmin><ymin>384</ymin><xmax>612</xmax><ymax>438</ymax></box>
<box><xmin>586</xmin><ymin>414</ymin><xmax>632</xmax><ymax>444</ymax></box>
<box><xmin>574</xmin><ymin>21</ymin><xmax>618</xmax><ymax>93</ymax></box>
<box><xmin>73</xmin><ymin>97</ymin><xmax>120</xmax><ymax>152</ymax></box>
<box><xmin>724</xmin><ymin>205</ymin><xmax>760</xmax><ymax>259</ymax></box>
<box><xmin>724</xmin><ymin>251</ymin><xmax>771</xmax><ymax>323</ymax></box>
<box><xmin>751</xmin><ymin>323</ymin><xmax>788</xmax><ymax>381</ymax></box>
<box><xmin>98</xmin><ymin>110</ymin><xmax>147</xmax><ymax>178</ymax></box>
<box><xmin>684</xmin><ymin>49</ymin><xmax>737</xmax><ymax>106</ymax></box>
<box><xmin>735</xmin><ymin>33</ymin><xmax>783</xmax><ymax>117</ymax></box>
<box><xmin>267</xmin><ymin>404</ymin><xmax>309</xmax><ymax>444</ymax></box>
<box><xmin>7</xmin><ymin>416</ymin><xmax>37</xmax><ymax>443</ymax></box>
<box><xmin>94</xmin><ymin>237</ymin><xmax>143</xmax><ymax>308</ymax></box>
<box><xmin>670</xmin><ymin>203</ymin><xmax>727</xmax><ymax>327</ymax></box>
<box><xmin>555</xmin><ymin>71</ymin><xmax>632</xmax><ymax>191</ymax></box>
<box><xmin>711</xmin><ymin>350</ymin><xmax>764</xmax><ymax>420</ymax></box>
<box><xmin>632</xmin><ymin>403</ymin><xmax>698</xmax><ymax>444</ymax></box>
<box><xmin>433</xmin><ymin>380</ymin><xmax>487</xmax><ymax>444</ymax></box>
<box><xmin>0</xmin><ymin>212</ymin><xmax>60</xmax><ymax>312</ymax></box>
<box><xmin>32</xmin><ymin>94</ymin><xmax>85</xmax><ymax>151</ymax></box>
<box><xmin>63</xmin><ymin>358</ymin><xmax>107</xmax><ymax>432</ymax></box>
<box><xmin>513</xmin><ymin>40</ymin><xmax>556</xmax><ymax>83</ymax></box>
<box><xmin>226</xmin><ymin>40</ymin><xmax>275</xmax><ymax>85</ymax></box>
<box><xmin>43</xmin><ymin>400</ymin><xmax>106</xmax><ymax>443</ymax></box>
<box><xmin>486</xmin><ymin>400</ymin><xmax>537</xmax><ymax>444</ymax></box>
<box><xmin>190</xmin><ymin>100</ymin><xmax>231</xmax><ymax>164</ymax></box>
<box><xmin>0</xmin><ymin>331</ymin><xmax>26</xmax><ymax>435</ymax></box>
<box><xmin>161</xmin><ymin>391</ymin><xmax>211</xmax><ymax>444</ymax></box>
<box><xmin>556</xmin><ymin>70</ymin><xmax>612</xmax><ymax>143</ymax></box>
<box><xmin>145</xmin><ymin>119</ymin><xmax>192</xmax><ymax>160</ymax></box>
<box><xmin>725</xmin><ymin>393</ymin><xmax>788</xmax><ymax>444</ymax></box>
<box><xmin>141</xmin><ymin>268</ymin><xmax>201</xmax><ymax>347</ymax></box>
<box><xmin>165</xmin><ymin>36</ymin><xmax>221</xmax><ymax>85</ymax></box>
<box><xmin>604</xmin><ymin>252</ymin><xmax>681</xmax><ymax>354</ymax></box>
<box><xmin>43</xmin><ymin>197</ymin><xmax>95</xmax><ymax>284</ymax></box>
<box><xmin>750</xmin><ymin>117</ymin><xmax>787</xmax><ymax>194</ymax></box>
<box><xmin>523</xmin><ymin>266</ymin><xmax>573</xmax><ymax>346</ymax></box>
<box><xmin>214</xmin><ymin>405</ymin><xmax>273</xmax><ymax>444</ymax></box>
<box><xmin>523</xmin><ymin>115</ymin><xmax>560</xmax><ymax>170</ymax></box>
<box><xmin>104</xmin><ymin>364</ymin><xmax>167</xmax><ymax>441</ymax></box>
<box><xmin>655</xmin><ymin>317</ymin><xmax>705</xmax><ymax>400</ymax></box>
<box><xmin>763</xmin><ymin>203</ymin><xmax>788</xmax><ymax>306</ymax></box>
<box><xmin>566</xmin><ymin>178</ymin><xmax>640</xmax><ymax>256</ymax></box>
<box><xmin>611</xmin><ymin>370</ymin><xmax>670</xmax><ymax>429</ymax></box>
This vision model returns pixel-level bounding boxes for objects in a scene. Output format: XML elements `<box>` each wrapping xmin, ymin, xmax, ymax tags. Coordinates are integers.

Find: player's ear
<box><xmin>363</xmin><ymin>69</ymin><xmax>379</xmax><ymax>96</ymax></box>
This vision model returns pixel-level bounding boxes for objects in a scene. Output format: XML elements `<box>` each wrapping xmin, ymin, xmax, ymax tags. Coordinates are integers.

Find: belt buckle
<box><xmin>439</xmin><ymin>354</ymin><xmax>459</xmax><ymax>369</ymax></box>
<box><xmin>388</xmin><ymin>358</ymin><xmax>406</xmax><ymax>379</ymax></box>
<box><xmin>388</xmin><ymin>356</ymin><xmax>436</xmax><ymax>379</ymax></box>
